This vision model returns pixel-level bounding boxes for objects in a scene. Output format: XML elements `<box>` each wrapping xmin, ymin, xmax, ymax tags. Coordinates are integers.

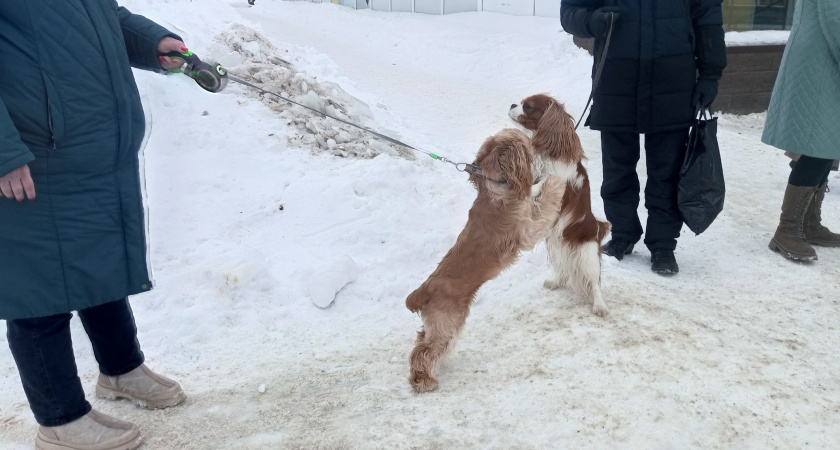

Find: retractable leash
<box><xmin>574</xmin><ymin>12</ymin><xmax>617</xmax><ymax>130</ymax></box>
<box><xmin>165</xmin><ymin>51</ymin><xmax>229</xmax><ymax>92</ymax></box>
<box><xmin>165</xmin><ymin>51</ymin><xmax>496</xmax><ymax>181</ymax></box>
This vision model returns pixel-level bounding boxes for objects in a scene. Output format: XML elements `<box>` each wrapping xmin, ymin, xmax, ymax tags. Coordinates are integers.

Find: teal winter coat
<box><xmin>0</xmin><ymin>1</ymin><xmax>178</xmax><ymax>319</ymax></box>
<box><xmin>762</xmin><ymin>0</ymin><xmax>840</xmax><ymax>159</ymax></box>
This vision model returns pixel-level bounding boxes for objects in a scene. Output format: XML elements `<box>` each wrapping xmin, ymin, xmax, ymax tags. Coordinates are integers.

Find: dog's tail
<box><xmin>405</xmin><ymin>284</ymin><xmax>431</xmax><ymax>313</ymax></box>
<box><xmin>597</xmin><ymin>220</ymin><xmax>611</xmax><ymax>246</ymax></box>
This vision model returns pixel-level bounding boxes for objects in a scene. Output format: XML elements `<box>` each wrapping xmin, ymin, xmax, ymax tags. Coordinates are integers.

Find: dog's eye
<box><xmin>523</xmin><ymin>104</ymin><xmax>532</xmax><ymax>111</ymax></box>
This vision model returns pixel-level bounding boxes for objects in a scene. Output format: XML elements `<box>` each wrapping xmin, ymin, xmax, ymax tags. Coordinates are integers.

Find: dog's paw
<box><xmin>409</xmin><ymin>373</ymin><xmax>439</xmax><ymax>393</ymax></box>
<box><xmin>405</xmin><ymin>289</ymin><xmax>426</xmax><ymax>313</ymax></box>
<box><xmin>543</xmin><ymin>278</ymin><xmax>563</xmax><ymax>290</ymax></box>
<box><xmin>592</xmin><ymin>301</ymin><xmax>609</xmax><ymax>317</ymax></box>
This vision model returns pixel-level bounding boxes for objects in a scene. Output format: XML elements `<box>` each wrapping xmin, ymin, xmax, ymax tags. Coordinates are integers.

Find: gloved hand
<box><xmin>587</xmin><ymin>7</ymin><xmax>621</xmax><ymax>40</ymax></box>
<box><xmin>691</xmin><ymin>78</ymin><xmax>719</xmax><ymax>109</ymax></box>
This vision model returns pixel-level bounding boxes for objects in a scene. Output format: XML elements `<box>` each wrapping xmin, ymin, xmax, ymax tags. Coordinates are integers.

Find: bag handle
<box><xmin>686</xmin><ymin>106</ymin><xmax>703</xmax><ymax>151</ymax></box>
<box><xmin>694</xmin><ymin>105</ymin><xmax>710</xmax><ymax>122</ymax></box>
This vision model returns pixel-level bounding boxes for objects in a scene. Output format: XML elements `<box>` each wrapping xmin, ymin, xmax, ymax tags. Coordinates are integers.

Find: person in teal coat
<box><xmin>0</xmin><ymin>2</ymin><xmax>190</xmax><ymax>449</ymax></box>
<box><xmin>763</xmin><ymin>0</ymin><xmax>840</xmax><ymax>261</ymax></box>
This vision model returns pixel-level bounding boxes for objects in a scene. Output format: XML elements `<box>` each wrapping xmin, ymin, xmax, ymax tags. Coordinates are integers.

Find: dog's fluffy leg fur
<box><xmin>409</xmin><ymin>299</ymin><xmax>470</xmax><ymax>392</ymax></box>
<box><xmin>578</xmin><ymin>242</ymin><xmax>608</xmax><ymax>316</ymax></box>
<box><xmin>542</xmin><ymin>245</ymin><xmax>567</xmax><ymax>291</ymax></box>
<box><xmin>544</xmin><ymin>237</ymin><xmax>608</xmax><ymax>316</ymax></box>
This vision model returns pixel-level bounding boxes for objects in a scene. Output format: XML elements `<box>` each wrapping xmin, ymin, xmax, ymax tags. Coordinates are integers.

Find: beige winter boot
<box><xmin>804</xmin><ymin>182</ymin><xmax>840</xmax><ymax>247</ymax></box>
<box><xmin>768</xmin><ymin>184</ymin><xmax>818</xmax><ymax>261</ymax></box>
<box><xmin>96</xmin><ymin>364</ymin><xmax>186</xmax><ymax>409</ymax></box>
<box><xmin>35</xmin><ymin>409</ymin><xmax>141</xmax><ymax>450</ymax></box>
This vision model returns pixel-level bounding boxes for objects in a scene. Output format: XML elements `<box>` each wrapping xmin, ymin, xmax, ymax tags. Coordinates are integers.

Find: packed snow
<box><xmin>725</xmin><ymin>30</ymin><xmax>790</xmax><ymax>46</ymax></box>
<box><xmin>1</xmin><ymin>1</ymin><xmax>837</xmax><ymax>449</ymax></box>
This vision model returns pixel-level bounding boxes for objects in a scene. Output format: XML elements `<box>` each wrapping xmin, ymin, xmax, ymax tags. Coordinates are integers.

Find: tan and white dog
<box><xmin>510</xmin><ymin>94</ymin><xmax>611</xmax><ymax>316</ymax></box>
<box><xmin>405</xmin><ymin>128</ymin><xmax>566</xmax><ymax>392</ymax></box>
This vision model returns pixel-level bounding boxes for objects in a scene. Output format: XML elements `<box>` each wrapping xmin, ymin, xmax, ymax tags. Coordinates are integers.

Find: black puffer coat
<box><xmin>561</xmin><ymin>0</ymin><xmax>727</xmax><ymax>133</ymax></box>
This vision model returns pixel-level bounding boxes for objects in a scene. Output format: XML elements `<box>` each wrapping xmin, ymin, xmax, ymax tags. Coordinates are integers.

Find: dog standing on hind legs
<box><xmin>510</xmin><ymin>94</ymin><xmax>611</xmax><ymax>316</ymax></box>
<box><xmin>405</xmin><ymin>129</ymin><xmax>566</xmax><ymax>392</ymax></box>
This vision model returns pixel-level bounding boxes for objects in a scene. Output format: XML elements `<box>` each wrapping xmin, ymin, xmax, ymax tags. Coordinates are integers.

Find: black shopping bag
<box><xmin>678</xmin><ymin>109</ymin><xmax>725</xmax><ymax>235</ymax></box>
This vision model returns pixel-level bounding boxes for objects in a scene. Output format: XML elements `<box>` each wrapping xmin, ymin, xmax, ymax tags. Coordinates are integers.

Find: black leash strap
<box><xmin>574</xmin><ymin>12</ymin><xmax>616</xmax><ymax>130</ymax></box>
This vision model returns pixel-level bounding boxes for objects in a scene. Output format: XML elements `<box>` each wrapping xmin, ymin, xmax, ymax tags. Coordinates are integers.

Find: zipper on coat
<box><xmin>47</xmin><ymin>99</ymin><xmax>57</xmax><ymax>149</ymax></box>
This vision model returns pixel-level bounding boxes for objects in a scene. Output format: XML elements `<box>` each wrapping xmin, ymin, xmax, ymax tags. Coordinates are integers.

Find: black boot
<box><xmin>603</xmin><ymin>238</ymin><xmax>634</xmax><ymax>261</ymax></box>
<box><xmin>650</xmin><ymin>249</ymin><xmax>679</xmax><ymax>275</ymax></box>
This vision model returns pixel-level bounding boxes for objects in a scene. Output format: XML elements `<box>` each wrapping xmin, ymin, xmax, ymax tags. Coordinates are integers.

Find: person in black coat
<box><xmin>560</xmin><ymin>0</ymin><xmax>727</xmax><ymax>274</ymax></box>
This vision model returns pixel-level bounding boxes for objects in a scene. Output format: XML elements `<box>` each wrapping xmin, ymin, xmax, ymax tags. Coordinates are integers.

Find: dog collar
<box><xmin>461</xmin><ymin>163</ymin><xmax>507</xmax><ymax>184</ymax></box>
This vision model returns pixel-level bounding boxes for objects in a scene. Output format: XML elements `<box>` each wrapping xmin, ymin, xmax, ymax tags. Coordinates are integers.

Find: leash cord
<box><xmin>574</xmin><ymin>12</ymin><xmax>616</xmax><ymax>130</ymax></box>
<box><xmin>226</xmin><ymin>74</ymin><xmax>485</xmax><ymax>178</ymax></box>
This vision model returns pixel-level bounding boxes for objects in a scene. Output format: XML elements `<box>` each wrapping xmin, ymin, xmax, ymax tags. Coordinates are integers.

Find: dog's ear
<box><xmin>498</xmin><ymin>136</ymin><xmax>534</xmax><ymax>200</ymax></box>
<box><xmin>533</xmin><ymin>99</ymin><xmax>584</xmax><ymax>163</ymax></box>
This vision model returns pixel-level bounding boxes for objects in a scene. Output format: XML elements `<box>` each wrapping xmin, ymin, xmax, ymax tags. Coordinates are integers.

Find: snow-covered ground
<box><xmin>1</xmin><ymin>1</ymin><xmax>838</xmax><ymax>449</ymax></box>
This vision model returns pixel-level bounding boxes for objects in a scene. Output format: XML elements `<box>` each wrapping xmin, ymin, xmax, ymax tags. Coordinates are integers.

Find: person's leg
<box><xmin>642</xmin><ymin>128</ymin><xmax>688</xmax><ymax>252</ymax></box>
<box><xmin>80</xmin><ymin>298</ymin><xmax>186</xmax><ymax>409</ymax></box>
<box><xmin>788</xmin><ymin>155</ymin><xmax>840</xmax><ymax>247</ymax></box>
<box><xmin>77</xmin><ymin>298</ymin><xmax>144</xmax><ymax>376</ymax></box>
<box><xmin>789</xmin><ymin>155</ymin><xmax>833</xmax><ymax>187</ymax></box>
<box><xmin>6</xmin><ymin>313</ymin><xmax>91</xmax><ymax>427</ymax></box>
<box><xmin>770</xmin><ymin>155</ymin><xmax>835</xmax><ymax>260</ymax></box>
<box><xmin>600</xmin><ymin>131</ymin><xmax>643</xmax><ymax>251</ymax></box>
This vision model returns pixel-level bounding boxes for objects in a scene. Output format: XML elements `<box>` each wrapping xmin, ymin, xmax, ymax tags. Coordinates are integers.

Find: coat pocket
<box><xmin>42</xmin><ymin>76</ymin><xmax>65</xmax><ymax>149</ymax></box>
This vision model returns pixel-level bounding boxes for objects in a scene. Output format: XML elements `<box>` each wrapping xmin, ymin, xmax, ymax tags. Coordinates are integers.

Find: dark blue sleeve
<box><xmin>115</xmin><ymin>3</ymin><xmax>183</xmax><ymax>71</ymax></box>
<box><xmin>691</xmin><ymin>0</ymin><xmax>727</xmax><ymax>80</ymax></box>
<box><xmin>560</xmin><ymin>0</ymin><xmax>604</xmax><ymax>39</ymax></box>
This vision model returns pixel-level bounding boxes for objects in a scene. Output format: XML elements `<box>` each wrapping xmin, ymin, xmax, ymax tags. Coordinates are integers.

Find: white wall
<box><xmin>445</xmin><ymin>0</ymin><xmax>477</xmax><ymax>14</ymax></box>
<box><xmin>534</xmin><ymin>0</ymin><xmax>560</xmax><ymax>18</ymax></box>
<box><xmin>481</xmin><ymin>0</ymin><xmax>532</xmax><ymax>16</ymax></box>
<box><xmin>360</xmin><ymin>0</ymin><xmax>560</xmax><ymax>17</ymax></box>
<box><xmin>340</xmin><ymin>0</ymin><xmax>369</xmax><ymax>9</ymax></box>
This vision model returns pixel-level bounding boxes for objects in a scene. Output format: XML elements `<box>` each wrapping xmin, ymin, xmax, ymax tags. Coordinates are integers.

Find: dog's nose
<box><xmin>510</xmin><ymin>104</ymin><xmax>517</xmax><ymax>110</ymax></box>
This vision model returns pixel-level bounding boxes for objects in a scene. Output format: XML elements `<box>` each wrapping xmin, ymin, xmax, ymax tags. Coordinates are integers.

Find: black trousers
<box><xmin>789</xmin><ymin>155</ymin><xmax>833</xmax><ymax>187</ymax></box>
<box><xmin>5</xmin><ymin>299</ymin><xmax>144</xmax><ymax>427</ymax></box>
<box><xmin>600</xmin><ymin>129</ymin><xmax>688</xmax><ymax>251</ymax></box>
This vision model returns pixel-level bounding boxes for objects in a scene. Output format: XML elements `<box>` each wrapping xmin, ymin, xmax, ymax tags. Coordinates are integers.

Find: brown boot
<box><xmin>804</xmin><ymin>183</ymin><xmax>840</xmax><ymax>247</ymax></box>
<box><xmin>768</xmin><ymin>184</ymin><xmax>818</xmax><ymax>261</ymax></box>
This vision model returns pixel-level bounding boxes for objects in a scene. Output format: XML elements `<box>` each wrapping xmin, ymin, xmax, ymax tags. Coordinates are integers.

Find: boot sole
<box><xmin>768</xmin><ymin>240</ymin><xmax>818</xmax><ymax>261</ymax></box>
<box><xmin>96</xmin><ymin>384</ymin><xmax>186</xmax><ymax>410</ymax></box>
<box><xmin>36</xmin><ymin>432</ymin><xmax>141</xmax><ymax>450</ymax></box>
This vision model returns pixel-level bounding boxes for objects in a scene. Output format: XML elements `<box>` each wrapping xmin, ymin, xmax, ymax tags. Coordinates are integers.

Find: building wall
<box><xmin>716</xmin><ymin>45</ymin><xmax>785</xmax><ymax>114</ymax></box>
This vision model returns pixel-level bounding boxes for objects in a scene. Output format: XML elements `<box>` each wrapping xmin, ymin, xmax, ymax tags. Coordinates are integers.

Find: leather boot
<box><xmin>804</xmin><ymin>183</ymin><xmax>840</xmax><ymax>247</ymax></box>
<box><xmin>96</xmin><ymin>364</ymin><xmax>186</xmax><ymax>409</ymax></box>
<box><xmin>768</xmin><ymin>184</ymin><xmax>818</xmax><ymax>261</ymax></box>
<box><xmin>35</xmin><ymin>409</ymin><xmax>141</xmax><ymax>450</ymax></box>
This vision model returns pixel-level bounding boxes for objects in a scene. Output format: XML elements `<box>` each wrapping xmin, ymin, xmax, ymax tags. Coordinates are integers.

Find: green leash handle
<box><xmin>164</xmin><ymin>50</ymin><xmax>228</xmax><ymax>93</ymax></box>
